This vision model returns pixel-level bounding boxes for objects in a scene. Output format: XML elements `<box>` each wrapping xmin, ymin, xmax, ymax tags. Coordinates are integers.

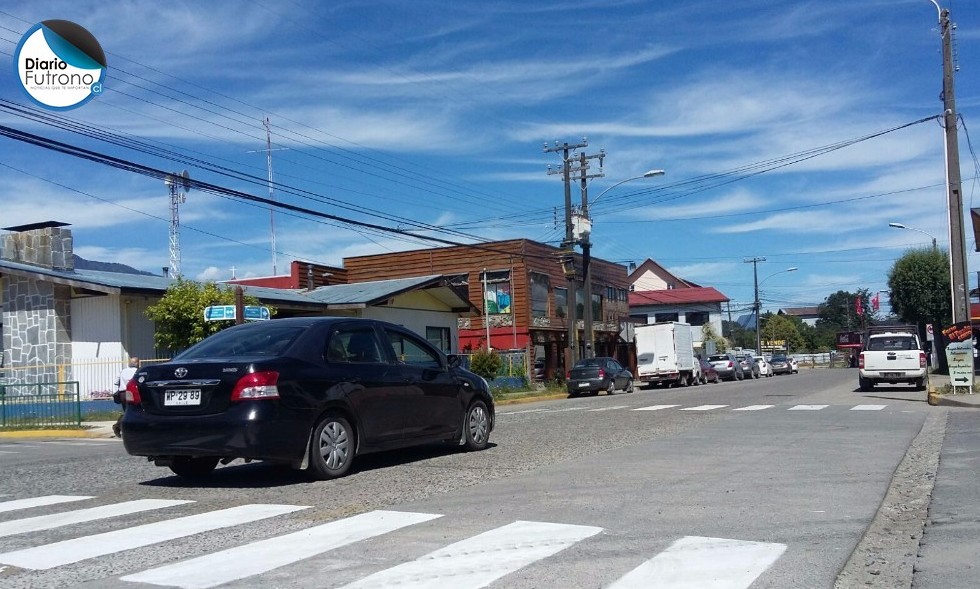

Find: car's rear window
<box><xmin>177</xmin><ymin>325</ymin><xmax>305</xmax><ymax>359</ymax></box>
<box><xmin>867</xmin><ymin>336</ymin><xmax>916</xmax><ymax>351</ymax></box>
<box><xmin>708</xmin><ymin>355</ymin><xmax>728</xmax><ymax>362</ymax></box>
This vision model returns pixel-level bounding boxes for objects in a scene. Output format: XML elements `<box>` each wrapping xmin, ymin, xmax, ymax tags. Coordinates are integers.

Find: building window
<box><xmin>530</xmin><ymin>273</ymin><xmax>550</xmax><ymax>318</ymax></box>
<box><xmin>655</xmin><ymin>312</ymin><xmax>679</xmax><ymax>323</ymax></box>
<box><xmin>554</xmin><ymin>287</ymin><xmax>567</xmax><ymax>318</ymax></box>
<box><xmin>686</xmin><ymin>311</ymin><xmax>709</xmax><ymax>326</ymax></box>
<box><xmin>425</xmin><ymin>326</ymin><xmax>451</xmax><ymax>353</ymax></box>
<box><xmin>480</xmin><ymin>270</ymin><xmax>511</xmax><ymax>314</ymax></box>
<box><xmin>592</xmin><ymin>293</ymin><xmax>602</xmax><ymax>319</ymax></box>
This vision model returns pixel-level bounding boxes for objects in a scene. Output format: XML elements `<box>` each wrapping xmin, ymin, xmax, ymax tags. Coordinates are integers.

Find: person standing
<box><xmin>112</xmin><ymin>356</ymin><xmax>139</xmax><ymax>437</ymax></box>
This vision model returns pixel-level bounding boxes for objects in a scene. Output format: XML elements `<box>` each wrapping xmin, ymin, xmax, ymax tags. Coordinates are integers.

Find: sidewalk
<box><xmin>0</xmin><ymin>420</ymin><xmax>117</xmax><ymax>439</ymax></box>
<box><xmin>927</xmin><ymin>373</ymin><xmax>980</xmax><ymax>408</ymax></box>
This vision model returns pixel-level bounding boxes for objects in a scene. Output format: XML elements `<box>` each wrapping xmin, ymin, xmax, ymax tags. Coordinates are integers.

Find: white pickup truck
<box><xmin>858</xmin><ymin>327</ymin><xmax>927</xmax><ymax>391</ymax></box>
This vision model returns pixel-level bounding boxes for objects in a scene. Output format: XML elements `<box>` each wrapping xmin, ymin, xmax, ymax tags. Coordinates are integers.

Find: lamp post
<box><xmin>888</xmin><ymin>222</ymin><xmax>937</xmax><ymax>250</ymax></box>
<box><xmin>581</xmin><ymin>169</ymin><xmax>665</xmax><ymax>358</ymax></box>
<box><xmin>751</xmin><ymin>265</ymin><xmax>798</xmax><ymax>354</ymax></box>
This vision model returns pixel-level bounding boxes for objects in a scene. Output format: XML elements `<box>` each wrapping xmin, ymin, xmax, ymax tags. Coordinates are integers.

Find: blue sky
<box><xmin>2</xmin><ymin>0</ymin><xmax>979</xmax><ymax>318</ymax></box>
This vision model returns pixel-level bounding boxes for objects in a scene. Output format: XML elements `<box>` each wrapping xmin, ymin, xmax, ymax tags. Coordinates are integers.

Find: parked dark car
<box><xmin>769</xmin><ymin>354</ymin><xmax>793</xmax><ymax>375</ymax></box>
<box><xmin>698</xmin><ymin>357</ymin><xmax>720</xmax><ymax>384</ymax></box>
<box><xmin>566</xmin><ymin>357</ymin><xmax>633</xmax><ymax>396</ymax></box>
<box><xmin>708</xmin><ymin>353</ymin><xmax>744</xmax><ymax>381</ymax></box>
<box><xmin>738</xmin><ymin>354</ymin><xmax>761</xmax><ymax>379</ymax></box>
<box><xmin>122</xmin><ymin>317</ymin><xmax>494</xmax><ymax>480</ymax></box>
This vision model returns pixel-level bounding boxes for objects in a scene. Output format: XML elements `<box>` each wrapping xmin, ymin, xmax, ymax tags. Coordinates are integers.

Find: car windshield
<box><xmin>177</xmin><ymin>325</ymin><xmax>305</xmax><ymax>359</ymax></box>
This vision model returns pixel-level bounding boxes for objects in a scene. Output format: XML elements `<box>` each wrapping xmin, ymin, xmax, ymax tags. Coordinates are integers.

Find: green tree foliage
<box><xmin>817</xmin><ymin>289</ymin><xmax>878</xmax><ymax>329</ymax></box>
<box><xmin>469</xmin><ymin>348</ymin><xmax>503</xmax><ymax>380</ymax></box>
<box><xmin>760</xmin><ymin>313</ymin><xmax>806</xmax><ymax>352</ymax></box>
<box><xmin>887</xmin><ymin>247</ymin><xmax>951</xmax><ymax>330</ymax></box>
<box><xmin>145</xmin><ymin>279</ymin><xmax>270</xmax><ymax>354</ymax></box>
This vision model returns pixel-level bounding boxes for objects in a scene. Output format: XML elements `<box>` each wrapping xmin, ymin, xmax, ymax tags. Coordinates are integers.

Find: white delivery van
<box><xmin>635</xmin><ymin>322</ymin><xmax>697</xmax><ymax>387</ymax></box>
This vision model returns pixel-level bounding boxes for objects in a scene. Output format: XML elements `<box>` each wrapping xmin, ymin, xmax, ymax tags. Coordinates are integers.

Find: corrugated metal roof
<box><xmin>629</xmin><ymin>286</ymin><xmax>730</xmax><ymax>305</ymax></box>
<box><xmin>304</xmin><ymin>274</ymin><xmax>445</xmax><ymax>304</ymax></box>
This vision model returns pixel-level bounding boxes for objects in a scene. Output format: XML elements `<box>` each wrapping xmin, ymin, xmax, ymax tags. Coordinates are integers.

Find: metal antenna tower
<box><xmin>165</xmin><ymin>170</ymin><xmax>190</xmax><ymax>278</ymax></box>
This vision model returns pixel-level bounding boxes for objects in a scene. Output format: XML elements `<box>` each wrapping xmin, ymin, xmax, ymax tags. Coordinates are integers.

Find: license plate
<box><xmin>882</xmin><ymin>372</ymin><xmax>902</xmax><ymax>378</ymax></box>
<box><xmin>578</xmin><ymin>382</ymin><xmax>589</xmax><ymax>387</ymax></box>
<box><xmin>164</xmin><ymin>389</ymin><xmax>201</xmax><ymax>406</ymax></box>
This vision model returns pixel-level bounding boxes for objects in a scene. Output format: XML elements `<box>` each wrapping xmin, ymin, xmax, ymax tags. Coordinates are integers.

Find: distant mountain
<box><xmin>72</xmin><ymin>254</ymin><xmax>158</xmax><ymax>276</ymax></box>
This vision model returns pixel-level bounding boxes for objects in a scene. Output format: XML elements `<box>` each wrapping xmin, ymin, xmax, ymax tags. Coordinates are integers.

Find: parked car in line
<box><xmin>533</xmin><ymin>358</ymin><xmax>545</xmax><ymax>380</ymax></box>
<box><xmin>566</xmin><ymin>357</ymin><xmax>634</xmax><ymax>396</ymax></box>
<box><xmin>769</xmin><ymin>354</ymin><xmax>793</xmax><ymax>375</ymax></box>
<box><xmin>789</xmin><ymin>357</ymin><xmax>800</xmax><ymax>373</ymax></box>
<box><xmin>698</xmin><ymin>357</ymin><xmax>720</xmax><ymax>384</ymax></box>
<box><xmin>122</xmin><ymin>317</ymin><xmax>494</xmax><ymax>480</ymax></box>
<box><xmin>754</xmin><ymin>355</ymin><xmax>773</xmax><ymax>377</ymax></box>
<box><xmin>739</xmin><ymin>354</ymin><xmax>761</xmax><ymax>379</ymax></box>
<box><xmin>707</xmin><ymin>353</ymin><xmax>744</xmax><ymax>381</ymax></box>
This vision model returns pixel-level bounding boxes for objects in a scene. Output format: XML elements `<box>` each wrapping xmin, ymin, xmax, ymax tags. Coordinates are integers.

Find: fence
<box><xmin>0</xmin><ymin>357</ymin><xmax>170</xmax><ymax>401</ymax></box>
<box><xmin>0</xmin><ymin>382</ymin><xmax>81</xmax><ymax>428</ymax></box>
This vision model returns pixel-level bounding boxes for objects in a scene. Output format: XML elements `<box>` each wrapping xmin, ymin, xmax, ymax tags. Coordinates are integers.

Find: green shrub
<box><xmin>470</xmin><ymin>348</ymin><xmax>503</xmax><ymax>380</ymax></box>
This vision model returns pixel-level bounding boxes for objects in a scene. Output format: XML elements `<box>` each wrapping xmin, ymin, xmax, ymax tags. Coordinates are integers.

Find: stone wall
<box><xmin>1</xmin><ymin>226</ymin><xmax>74</xmax><ymax>388</ymax></box>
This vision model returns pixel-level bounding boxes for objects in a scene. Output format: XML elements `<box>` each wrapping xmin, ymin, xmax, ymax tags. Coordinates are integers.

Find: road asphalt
<box><xmin>1</xmin><ymin>374</ymin><xmax>977</xmax><ymax>588</ymax></box>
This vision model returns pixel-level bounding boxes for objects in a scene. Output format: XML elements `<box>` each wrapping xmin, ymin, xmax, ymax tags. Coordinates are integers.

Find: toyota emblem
<box><xmin>174</xmin><ymin>367</ymin><xmax>188</xmax><ymax>378</ymax></box>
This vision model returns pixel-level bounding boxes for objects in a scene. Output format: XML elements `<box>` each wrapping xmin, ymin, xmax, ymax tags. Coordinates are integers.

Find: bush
<box><xmin>470</xmin><ymin>348</ymin><xmax>503</xmax><ymax>380</ymax></box>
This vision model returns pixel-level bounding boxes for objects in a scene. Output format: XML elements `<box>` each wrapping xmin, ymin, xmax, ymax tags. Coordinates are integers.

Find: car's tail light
<box><xmin>859</xmin><ymin>353</ymin><xmax>865</xmax><ymax>369</ymax></box>
<box><xmin>566</xmin><ymin>370</ymin><xmax>571</xmax><ymax>380</ymax></box>
<box><xmin>919</xmin><ymin>352</ymin><xmax>927</xmax><ymax>368</ymax></box>
<box><xmin>727</xmin><ymin>361</ymin><xmax>733</xmax><ymax>368</ymax></box>
<box><xmin>598</xmin><ymin>369</ymin><xmax>606</xmax><ymax>379</ymax></box>
<box><xmin>124</xmin><ymin>378</ymin><xmax>141</xmax><ymax>404</ymax></box>
<box><xmin>231</xmin><ymin>371</ymin><xmax>280</xmax><ymax>401</ymax></box>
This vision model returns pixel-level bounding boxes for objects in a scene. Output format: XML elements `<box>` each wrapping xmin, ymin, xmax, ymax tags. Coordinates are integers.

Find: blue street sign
<box><xmin>203</xmin><ymin>305</ymin><xmax>236</xmax><ymax>321</ymax></box>
<box><xmin>244</xmin><ymin>306</ymin><xmax>271</xmax><ymax>321</ymax></box>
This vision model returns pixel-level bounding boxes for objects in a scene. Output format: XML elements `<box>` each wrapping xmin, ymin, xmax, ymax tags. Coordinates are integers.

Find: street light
<box><xmin>888</xmin><ymin>222</ymin><xmax>938</xmax><ymax>250</ymax></box>
<box><xmin>581</xmin><ymin>169</ymin><xmax>665</xmax><ymax>358</ymax></box>
<box><xmin>588</xmin><ymin>169</ymin><xmax>665</xmax><ymax>209</ymax></box>
<box><xmin>751</xmin><ymin>265</ymin><xmax>798</xmax><ymax>355</ymax></box>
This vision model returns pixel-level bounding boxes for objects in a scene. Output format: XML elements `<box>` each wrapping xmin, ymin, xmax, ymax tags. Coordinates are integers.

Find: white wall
<box><xmin>362</xmin><ymin>307</ymin><xmax>459</xmax><ymax>352</ymax></box>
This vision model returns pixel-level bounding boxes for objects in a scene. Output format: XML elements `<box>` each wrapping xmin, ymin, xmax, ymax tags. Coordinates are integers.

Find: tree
<box><xmin>469</xmin><ymin>348</ymin><xmax>503</xmax><ymax>380</ymax></box>
<box><xmin>817</xmin><ymin>289</ymin><xmax>878</xmax><ymax>330</ymax></box>
<box><xmin>887</xmin><ymin>247</ymin><xmax>951</xmax><ymax>372</ymax></box>
<box><xmin>760</xmin><ymin>313</ymin><xmax>806</xmax><ymax>353</ymax></box>
<box><xmin>145</xmin><ymin>279</ymin><xmax>271</xmax><ymax>354</ymax></box>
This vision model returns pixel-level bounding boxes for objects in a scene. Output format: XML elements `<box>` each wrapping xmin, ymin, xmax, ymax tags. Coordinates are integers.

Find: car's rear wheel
<box><xmin>308</xmin><ymin>414</ymin><xmax>354</xmax><ymax>480</ymax></box>
<box><xmin>624</xmin><ymin>379</ymin><xmax>634</xmax><ymax>393</ymax></box>
<box><xmin>464</xmin><ymin>400</ymin><xmax>490</xmax><ymax>451</ymax></box>
<box><xmin>169</xmin><ymin>457</ymin><xmax>219</xmax><ymax>479</ymax></box>
<box><xmin>607</xmin><ymin>380</ymin><xmax>616</xmax><ymax>395</ymax></box>
<box><xmin>858</xmin><ymin>377</ymin><xmax>873</xmax><ymax>392</ymax></box>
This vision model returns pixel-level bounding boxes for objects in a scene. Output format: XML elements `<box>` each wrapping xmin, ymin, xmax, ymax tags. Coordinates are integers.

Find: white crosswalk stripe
<box><xmin>0</xmin><ymin>503</ymin><xmax>308</xmax><ymax>570</ymax></box>
<box><xmin>788</xmin><ymin>405</ymin><xmax>829</xmax><ymax>411</ymax></box>
<box><xmin>122</xmin><ymin>510</ymin><xmax>442</xmax><ymax>589</ymax></box>
<box><xmin>0</xmin><ymin>499</ymin><xmax>190</xmax><ymax>538</ymax></box>
<box><xmin>634</xmin><ymin>404</ymin><xmax>681</xmax><ymax>411</ymax></box>
<box><xmin>607</xmin><ymin>536</ymin><xmax>786</xmax><ymax>589</ymax></box>
<box><xmin>337</xmin><ymin>520</ymin><xmax>603</xmax><ymax>589</ymax></box>
<box><xmin>680</xmin><ymin>405</ymin><xmax>728</xmax><ymax>411</ymax></box>
<box><xmin>588</xmin><ymin>405</ymin><xmax>631</xmax><ymax>412</ymax></box>
<box><xmin>850</xmin><ymin>404</ymin><xmax>886</xmax><ymax>411</ymax></box>
<box><xmin>0</xmin><ymin>495</ymin><xmax>92</xmax><ymax>514</ymax></box>
<box><xmin>734</xmin><ymin>405</ymin><xmax>775</xmax><ymax>411</ymax></box>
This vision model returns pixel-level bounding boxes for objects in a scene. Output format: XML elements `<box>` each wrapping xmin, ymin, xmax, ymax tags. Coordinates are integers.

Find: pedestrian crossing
<box><xmin>0</xmin><ymin>439</ymin><xmax>117</xmax><ymax>454</ymax></box>
<box><xmin>0</xmin><ymin>494</ymin><xmax>787</xmax><ymax>588</ymax></box>
<box><xmin>500</xmin><ymin>403</ymin><xmax>890</xmax><ymax>416</ymax></box>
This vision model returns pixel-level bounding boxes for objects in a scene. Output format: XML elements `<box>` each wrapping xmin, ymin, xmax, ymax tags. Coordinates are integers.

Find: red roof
<box><xmin>629</xmin><ymin>287</ymin><xmax>730</xmax><ymax>306</ymax></box>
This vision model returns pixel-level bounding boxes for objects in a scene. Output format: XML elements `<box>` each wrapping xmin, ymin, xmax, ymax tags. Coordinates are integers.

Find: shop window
<box><xmin>480</xmin><ymin>270</ymin><xmax>511</xmax><ymax>314</ymax></box>
<box><xmin>554</xmin><ymin>287</ymin><xmax>567</xmax><ymax>318</ymax></box>
<box><xmin>530</xmin><ymin>273</ymin><xmax>550</xmax><ymax>318</ymax></box>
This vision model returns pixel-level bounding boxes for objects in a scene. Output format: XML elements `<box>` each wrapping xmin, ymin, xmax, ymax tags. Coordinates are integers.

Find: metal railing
<box><xmin>0</xmin><ymin>382</ymin><xmax>81</xmax><ymax>429</ymax></box>
<box><xmin>0</xmin><ymin>357</ymin><xmax>171</xmax><ymax>401</ymax></box>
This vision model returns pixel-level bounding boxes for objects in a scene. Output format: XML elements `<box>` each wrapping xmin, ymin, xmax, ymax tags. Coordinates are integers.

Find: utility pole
<box><xmin>578</xmin><ymin>149</ymin><xmax>605</xmax><ymax>359</ymax></box>
<box><xmin>934</xmin><ymin>4</ymin><xmax>969</xmax><ymax>324</ymax></box>
<box><xmin>545</xmin><ymin>139</ymin><xmax>588</xmax><ymax>367</ymax></box>
<box><xmin>745</xmin><ymin>256</ymin><xmax>765</xmax><ymax>354</ymax></box>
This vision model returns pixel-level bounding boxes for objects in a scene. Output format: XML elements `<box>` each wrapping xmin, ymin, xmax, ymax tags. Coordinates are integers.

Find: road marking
<box><xmin>0</xmin><ymin>499</ymin><xmax>192</xmax><ymax>538</ymax></box>
<box><xmin>39</xmin><ymin>441</ymin><xmax>100</xmax><ymax>446</ymax></box>
<box><xmin>0</xmin><ymin>451</ymin><xmax>18</xmax><ymax>455</ymax></box>
<box><xmin>588</xmin><ymin>406</ymin><xmax>630</xmax><ymax>412</ymax></box>
<box><xmin>607</xmin><ymin>535</ymin><xmax>786</xmax><ymax>589</ymax></box>
<box><xmin>548</xmin><ymin>407</ymin><xmax>587</xmax><ymax>413</ymax></box>
<box><xmin>634</xmin><ymin>405</ymin><xmax>680</xmax><ymax>411</ymax></box>
<box><xmin>850</xmin><ymin>404</ymin><xmax>887</xmax><ymax>411</ymax></box>
<box><xmin>0</xmin><ymin>495</ymin><xmax>93</xmax><ymax>514</ymax></box>
<box><xmin>0</xmin><ymin>503</ymin><xmax>308</xmax><ymax>570</ymax></box>
<box><xmin>680</xmin><ymin>405</ymin><xmax>728</xmax><ymax>411</ymax></box>
<box><xmin>122</xmin><ymin>510</ymin><xmax>442</xmax><ymax>589</ymax></box>
<box><xmin>788</xmin><ymin>405</ymin><xmax>828</xmax><ymax>411</ymax></box>
<box><xmin>338</xmin><ymin>520</ymin><xmax>603</xmax><ymax>589</ymax></box>
<box><xmin>0</xmin><ymin>444</ymin><xmax>39</xmax><ymax>448</ymax></box>
<box><xmin>499</xmin><ymin>408</ymin><xmax>548</xmax><ymax>415</ymax></box>
<box><xmin>734</xmin><ymin>405</ymin><xmax>775</xmax><ymax>411</ymax></box>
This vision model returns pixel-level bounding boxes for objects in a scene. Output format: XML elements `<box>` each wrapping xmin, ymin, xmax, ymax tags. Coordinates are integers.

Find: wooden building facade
<box><xmin>343</xmin><ymin>239</ymin><xmax>631</xmax><ymax>378</ymax></box>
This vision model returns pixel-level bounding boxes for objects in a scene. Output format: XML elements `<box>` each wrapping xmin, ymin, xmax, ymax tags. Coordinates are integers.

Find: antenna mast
<box><xmin>264</xmin><ymin>117</ymin><xmax>277</xmax><ymax>275</ymax></box>
<box><xmin>165</xmin><ymin>170</ymin><xmax>190</xmax><ymax>278</ymax></box>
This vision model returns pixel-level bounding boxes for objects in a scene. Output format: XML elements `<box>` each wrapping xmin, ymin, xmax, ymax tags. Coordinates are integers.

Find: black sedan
<box><xmin>122</xmin><ymin>317</ymin><xmax>494</xmax><ymax>480</ymax></box>
<box><xmin>566</xmin><ymin>357</ymin><xmax>633</xmax><ymax>396</ymax></box>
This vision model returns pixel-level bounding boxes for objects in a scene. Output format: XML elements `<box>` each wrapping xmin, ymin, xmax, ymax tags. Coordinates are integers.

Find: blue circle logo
<box><xmin>14</xmin><ymin>20</ymin><xmax>107</xmax><ymax>110</ymax></box>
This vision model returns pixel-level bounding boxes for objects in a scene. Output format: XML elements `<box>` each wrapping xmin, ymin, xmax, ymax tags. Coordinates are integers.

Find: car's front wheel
<box><xmin>169</xmin><ymin>456</ymin><xmax>219</xmax><ymax>479</ymax></box>
<box><xmin>464</xmin><ymin>400</ymin><xmax>491</xmax><ymax>451</ymax></box>
<box><xmin>308</xmin><ymin>414</ymin><xmax>354</xmax><ymax>480</ymax></box>
<box><xmin>624</xmin><ymin>378</ymin><xmax>634</xmax><ymax>393</ymax></box>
